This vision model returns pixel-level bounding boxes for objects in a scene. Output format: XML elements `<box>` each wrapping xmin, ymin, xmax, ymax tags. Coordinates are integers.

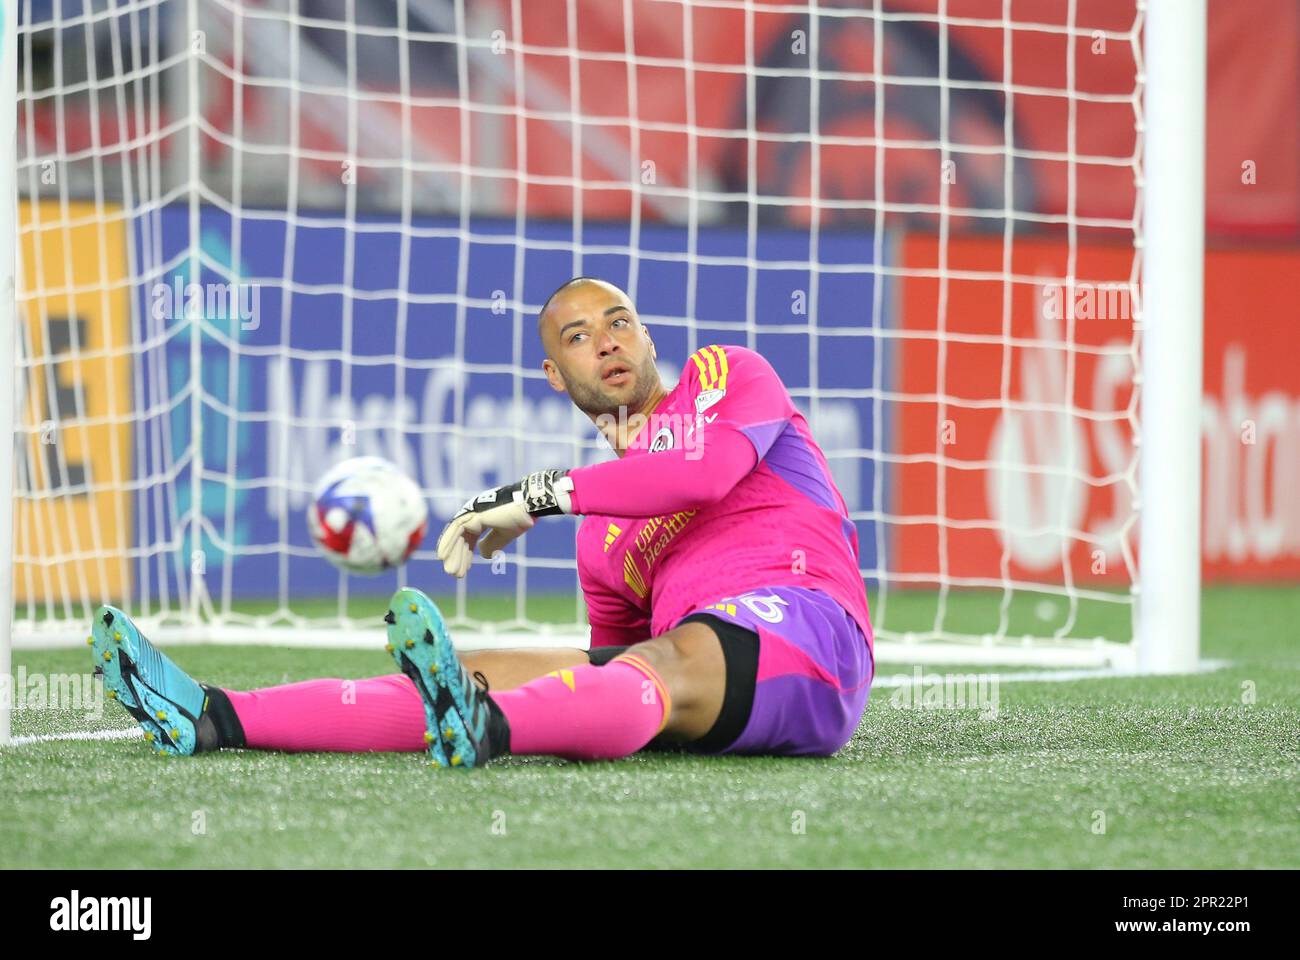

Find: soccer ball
<box><xmin>308</xmin><ymin>456</ymin><xmax>429</xmax><ymax>575</ymax></box>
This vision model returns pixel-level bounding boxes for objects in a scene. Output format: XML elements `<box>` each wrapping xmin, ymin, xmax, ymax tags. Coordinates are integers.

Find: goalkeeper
<box><xmin>90</xmin><ymin>278</ymin><xmax>874</xmax><ymax>766</ymax></box>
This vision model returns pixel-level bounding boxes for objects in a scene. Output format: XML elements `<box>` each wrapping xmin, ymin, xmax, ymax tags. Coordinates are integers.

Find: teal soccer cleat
<box><xmin>383</xmin><ymin>588</ymin><xmax>509</xmax><ymax>769</ymax></box>
<box><xmin>91</xmin><ymin>605</ymin><xmax>219</xmax><ymax>755</ymax></box>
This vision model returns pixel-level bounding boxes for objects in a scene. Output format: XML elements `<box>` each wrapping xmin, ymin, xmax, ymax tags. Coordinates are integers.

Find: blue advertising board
<box><xmin>130</xmin><ymin>206</ymin><xmax>887</xmax><ymax>607</ymax></box>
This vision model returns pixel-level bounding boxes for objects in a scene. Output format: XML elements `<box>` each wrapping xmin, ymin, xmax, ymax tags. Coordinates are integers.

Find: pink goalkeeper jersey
<box><xmin>566</xmin><ymin>344</ymin><xmax>873</xmax><ymax>655</ymax></box>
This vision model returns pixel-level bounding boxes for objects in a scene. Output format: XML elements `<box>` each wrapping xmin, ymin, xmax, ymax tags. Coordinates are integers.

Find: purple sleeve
<box><xmin>567</xmin><ymin>345</ymin><xmax>794</xmax><ymax>518</ymax></box>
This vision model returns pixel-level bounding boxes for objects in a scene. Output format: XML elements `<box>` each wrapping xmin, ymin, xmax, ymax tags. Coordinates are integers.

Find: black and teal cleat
<box><xmin>90</xmin><ymin>605</ymin><xmax>226</xmax><ymax>756</ymax></box>
<box><xmin>384</xmin><ymin>587</ymin><xmax>510</xmax><ymax>769</ymax></box>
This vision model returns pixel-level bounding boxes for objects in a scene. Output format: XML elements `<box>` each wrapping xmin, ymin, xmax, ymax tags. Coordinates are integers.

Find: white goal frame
<box><xmin>0</xmin><ymin>0</ymin><xmax>1206</xmax><ymax>745</ymax></box>
<box><xmin>2</xmin><ymin>0</ymin><xmax>21</xmax><ymax>743</ymax></box>
<box><xmin>1136</xmin><ymin>0</ymin><xmax>1205</xmax><ymax>674</ymax></box>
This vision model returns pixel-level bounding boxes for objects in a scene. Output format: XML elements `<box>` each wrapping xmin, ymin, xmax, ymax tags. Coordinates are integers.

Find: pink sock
<box><xmin>225</xmin><ymin>674</ymin><xmax>426</xmax><ymax>752</ymax></box>
<box><xmin>494</xmin><ymin>654</ymin><xmax>670</xmax><ymax>760</ymax></box>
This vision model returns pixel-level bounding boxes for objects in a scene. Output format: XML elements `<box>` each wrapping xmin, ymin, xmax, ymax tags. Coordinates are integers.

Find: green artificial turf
<box><xmin>2</xmin><ymin>585</ymin><xmax>1296</xmax><ymax>868</ymax></box>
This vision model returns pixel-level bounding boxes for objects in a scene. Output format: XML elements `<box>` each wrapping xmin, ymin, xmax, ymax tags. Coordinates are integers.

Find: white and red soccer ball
<box><xmin>307</xmin><ymin>456</ymin><xmax>428</xmax><ymax>575</ymax></box>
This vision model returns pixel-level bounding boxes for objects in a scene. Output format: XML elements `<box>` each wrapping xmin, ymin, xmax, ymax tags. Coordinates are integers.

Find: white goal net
<box><xmin>7</xmin><ymin>0</ymin><xmax>1179</xmax><ymax>671</ymax></box>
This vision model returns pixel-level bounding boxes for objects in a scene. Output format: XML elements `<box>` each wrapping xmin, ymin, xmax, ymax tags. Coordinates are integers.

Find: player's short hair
<box><xmin>538</xmin><ymin>276</ymin><xmax>600</xmax><ymax>332</ymax></box>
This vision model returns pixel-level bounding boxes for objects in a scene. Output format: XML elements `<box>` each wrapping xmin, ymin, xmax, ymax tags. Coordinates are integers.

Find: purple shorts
<box><xmin>676</xmin><ymin>586</ymin><xmax>874</xmax><ymax>757</ymax></box>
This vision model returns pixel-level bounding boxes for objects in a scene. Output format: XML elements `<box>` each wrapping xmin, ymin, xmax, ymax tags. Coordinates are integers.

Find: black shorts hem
<box><xmin>670</xmin><ymin>613</ymin><xmax>759</xmax><ymax>754</ymax></box>
<box><xmin>586</xmin><ymin>644</ymin><xmax>630</xmax><ymax>666</ymax></box>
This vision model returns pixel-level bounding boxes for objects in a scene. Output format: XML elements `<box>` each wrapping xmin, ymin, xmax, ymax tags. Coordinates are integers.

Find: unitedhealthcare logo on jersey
<box><xmin>49</xmin><ymin>891</ymin><xmax>152</xmax><ymax>940</ymax></box>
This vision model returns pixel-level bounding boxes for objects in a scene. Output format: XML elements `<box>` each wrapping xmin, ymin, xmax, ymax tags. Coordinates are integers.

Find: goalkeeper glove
<box><xmin>435</xmin><ymin>469</ymin><xmax>575</xmax><ymax>578</ymax></box>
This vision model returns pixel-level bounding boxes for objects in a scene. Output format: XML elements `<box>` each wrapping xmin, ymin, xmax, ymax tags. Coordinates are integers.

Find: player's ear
<box><xmin>641</xmin><ymin>324</ymin><xmax>656</xmax><ymax>359</ymax></box>
<box><xmin>541</xmin><ymin>358</ymin><xmax>567</xmax><ymax>394</ymax></box>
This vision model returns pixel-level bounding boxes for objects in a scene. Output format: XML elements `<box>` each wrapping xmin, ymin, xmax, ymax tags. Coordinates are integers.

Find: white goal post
<box><xmin>0</xmin><ymin>0</ymin><xmax>1206</xmax><ymax>744</ymax></box>
<box><xmin>1</xmin><ymin>0</ymin><xmax>19</xmax><ymax>744</ymax></box>
<box><xmin>1137</xmin><ymin>0</ymin><xmax>1205</xmax><ymax>674</ymax></box>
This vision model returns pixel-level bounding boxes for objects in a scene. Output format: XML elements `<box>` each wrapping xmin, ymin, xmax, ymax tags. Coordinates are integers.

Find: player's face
<box><xmin>541</xmin><ymin>282</ymin><xmax>661</xmax><ymax>417</ymax></box>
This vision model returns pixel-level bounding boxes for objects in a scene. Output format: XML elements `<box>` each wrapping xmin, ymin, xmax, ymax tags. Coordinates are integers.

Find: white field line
<box><xmin>871</xmin><ymin>659</ymin><xmax>1230</xmax><ymax>688</ymax></box>
<box><xmin>4</xmin><ymin>659</ymin><xmax>1231</xmax><ymax>747</ymax></box>
<box><xmin>9</xmin><ymin>727</ymin><xmax>141</xmax><ymax>746</ymax></box>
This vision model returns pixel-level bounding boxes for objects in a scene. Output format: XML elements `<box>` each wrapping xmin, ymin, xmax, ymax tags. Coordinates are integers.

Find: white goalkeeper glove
<box><xmin>435</xmin><ymin>469</ymin><xmax>575</xmax><ymax>578</ymax></box>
